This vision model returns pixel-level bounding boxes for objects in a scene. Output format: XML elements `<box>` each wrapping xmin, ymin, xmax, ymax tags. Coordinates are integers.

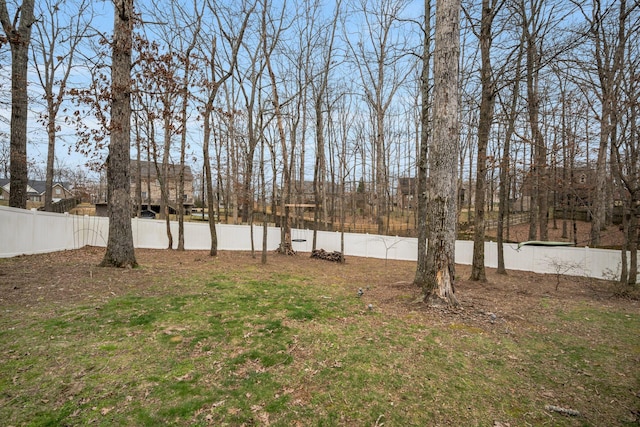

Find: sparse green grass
<box><xmin>1</xmin><ymin>253</ymin><xmax>639</xmax><ymax>426</ymax></box>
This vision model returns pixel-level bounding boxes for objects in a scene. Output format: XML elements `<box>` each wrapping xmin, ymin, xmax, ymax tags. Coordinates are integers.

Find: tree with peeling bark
<box><xmin>100</xmin><ymin>0</ymin><xmax>137</xmax><ymax>268</ymax></box>
<box><xmin>0</xmin><ymin>0</ymin><xmax>36</xmax><ymax>209</ymax></box>
<box><xmin>418</xmin><ymin>0</ymin><xmax>460</xmax><ymax>306</ymax></box>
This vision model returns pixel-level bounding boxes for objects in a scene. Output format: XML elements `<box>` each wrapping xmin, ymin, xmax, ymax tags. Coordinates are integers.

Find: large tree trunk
<box><xmin>420</xmin><ymin>0</ymin><xmax>460</xmax><ymax>306</ymax></box>
<box><xmin>1</xmin><ymin>0</ymin><xmax>35</xmax><ymax>209</ymax></box>
<box><xmin>100</xmin><ymin>0</ymin><xmax>137</xmax><ymax>269</ymax></box>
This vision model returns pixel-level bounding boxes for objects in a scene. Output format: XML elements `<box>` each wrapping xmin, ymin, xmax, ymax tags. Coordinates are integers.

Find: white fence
<box><xmin>0</xmin><ymin>205</ymin><xmax>626</xmax><ymax>280</ymax></box>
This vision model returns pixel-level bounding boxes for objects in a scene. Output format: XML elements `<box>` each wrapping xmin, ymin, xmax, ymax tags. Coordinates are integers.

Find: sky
<box><xmin>1</xmin><ymin>0</ymin><xmax>426</xmax><ymax>182</ymax></box>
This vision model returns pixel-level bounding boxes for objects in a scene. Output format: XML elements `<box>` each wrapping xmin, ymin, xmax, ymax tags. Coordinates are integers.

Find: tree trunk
<box><xmin>591</xmin><ymin>133</ymin><xmax>609</xmax><ymax>247</ymax></box>
<box><xmin>619</xmin><ymin>207</ymin><xmax>629</xmax><ymax>285</ymax></box>
<box><xmin>421</xmin><ymin>0</ymin><xmax>460</xmax><ymax>306</ymax></box>
<box><xmin>524</xmin><ymin>15</ymin><xmax>548</xmax><ymax>242</ymax></box>
<box><xmin>100</xmin><ymin>0</ymin><xmax>137</xmax><ymax>269</ymax></box>
<box><xmin>262</xmin><ymin>6</ymin><xmax>293</xmax><ymax>255</ymax></box>
<box><xmin>628</xmin><ymin>201</ymin><xmax>637</xmax><ymax>286</ymax></box>
<box><xmin>414</xmin><ymin>0</ymin><xmax>431</xmax><ymax>286</ymax></box>
<box><xmin>44</xmin><ymin>119</ymin><xmax>56</xmax><ymax>212</ymax></box>
<box><xmin>497</xmin><ymin>41</ymin><xmax>523</xmax><ymax>275</ymax></box>
<box><xmin>470</xmin><ymin>0</ymin><xmax>496</xmax><ymax>282</ymax></box>
<box><xmin>261</xmin><ymin>127</ymin><xmax>268</xmax><ymax>264</ymax></box>
<box><xmin>134</xmin><ymin>123</ymin><xmax>142</xmax><ymax>216</ymax></box>
<box><xmin>1</xmin><ymin>0</ymin><xmax>35</xmax><ymax>209</ymax></box>
<box><xmin>203</xmin><ymin>103</ymin><xmax>218</xmax><ymax>257</ymax></box>
<box><xmin>587</xmin><ymin>0</ymin><xmax>631</xmax><ymax>246</ymax></box>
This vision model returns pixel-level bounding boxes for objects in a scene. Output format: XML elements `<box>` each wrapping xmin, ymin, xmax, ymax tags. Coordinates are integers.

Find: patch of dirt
<box><xmin>1</xmin><ymin>246</ymin><xmax>636</xmax><ymax>322</ymax></box>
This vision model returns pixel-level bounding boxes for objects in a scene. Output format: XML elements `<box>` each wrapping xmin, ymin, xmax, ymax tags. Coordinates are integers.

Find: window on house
<box><xmin>141</xmin><ymin>191</ymin><xmax>147</xmax><ymax>199</ymax></box>
<box><xmin>55</xmin><ymin>188</ymin><xmax>61</xmax><ymax>195</ymax></box>
<box><xmin>183</xmin><ymin>194</ymin><xmax>187</xmax><ymax>201</ymax></box>
<box><xmin>579</xmin><ymin>174</ymin><xmax>586</xmax><ymax>184</ymax></box>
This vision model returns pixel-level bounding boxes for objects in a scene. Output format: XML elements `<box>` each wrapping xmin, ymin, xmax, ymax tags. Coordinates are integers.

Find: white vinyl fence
<box><xmin>0</xmin><ymin>205</ymin><xmax>627</xmax><ymax>281</ymax></box>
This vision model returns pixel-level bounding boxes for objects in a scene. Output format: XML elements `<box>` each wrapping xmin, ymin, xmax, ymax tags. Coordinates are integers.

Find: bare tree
<box><xmin>100</xmin><ymin>0</ymin><xmax>137</xmax><ymax>268</ymax></box>
<box><xmin>574</xmin><ymin>0</ymin><xmax>638</xmax><ymax>246</ymax></box>
<box><xmin>347</xmin><ymin>0</ymin><xmax>412</xmax><ymax>235</ymax></box>
<box><xmin>199</xmin><ymin>0</ymin><xmax>254</xmax><ymax>256</ymax></box>
<box><xmin>611</xmin><ymin>15</ymin><xmax>640</xmax><ymax>284</ymax></box>
<box><xmin>496</xmin><ymin>39</ymin><xmax>525</xmax><ymax>275</ymax></box>
<box><xmin>311</xmin><ymin>0</ymin><xmax>341</xmax><ymax>249</ymax></box>
<box><xmin>418</xmin><ymin>0</ymin><xmax>461</xmax><ymax>306</ymax></box>
<box><xmin>137</xmin><ymin>39</ymin><xmax>179</xmax><ymax>248</ymax></box>
<box><xmin>237</xmin><ymin>19</ymin><xmax>268</xmax><ymax>253</ymax></box>
<box><xmin>260</xmin><ymin>0</ymin><xmax>296</xmax><ymax>255</ymax></box>
<box><xmin>0</xmin><ymin>0</ymin><xmax>36</xmax><ymax>209</ymax></box>
<box><xmin>519</xmin><ymin>0</ymin><xmax>550</xmax><ymax>242</ymax></box>
<box><xmin>172</xmin><ymin>1</ymin><xmax>203</xmax><ymax>251</ymax></box>
<box><xmin>32</xmin><ymin>0</ymin><xmax>92</xmax><ymax>211</ymax></box>
<box><xmin>467</xmin><ymin>0</ymin><xmax>504</xmax><ymax>281</ymax></box>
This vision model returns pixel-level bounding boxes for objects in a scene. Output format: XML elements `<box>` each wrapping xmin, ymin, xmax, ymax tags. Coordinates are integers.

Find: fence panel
<box><xmin>0</xmin><ymin>206</ymin><xmax>629</xmax><ymax>281</ymax></box>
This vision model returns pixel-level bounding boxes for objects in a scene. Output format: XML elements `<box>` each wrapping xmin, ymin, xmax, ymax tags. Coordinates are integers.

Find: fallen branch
<box><xmin>545</xmin><ymin>404</ymin><xmax>581</xmax><ymax>417</ymax></box>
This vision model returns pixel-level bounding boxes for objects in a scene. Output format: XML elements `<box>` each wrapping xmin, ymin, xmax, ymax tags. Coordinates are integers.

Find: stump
<box><xmin>310</xmin><ymin>249</ymin><xmax>343</xmax><ymax>262</ymax></box>
<box><xmin>276</xmin><ymin>243</ymin><xmax>296</xmax><ymax>256</ymax></box>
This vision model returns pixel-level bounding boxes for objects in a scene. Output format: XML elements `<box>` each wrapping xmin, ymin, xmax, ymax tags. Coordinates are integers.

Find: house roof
<box><xmin>130</xmin><ymin>160</ymin><xmax>194</xmax><ymax>181</ymax></box>
<box><xmin>0</xmin><ymin>179</ymin><xmax>71</xmax><ymax>195</ymax></box>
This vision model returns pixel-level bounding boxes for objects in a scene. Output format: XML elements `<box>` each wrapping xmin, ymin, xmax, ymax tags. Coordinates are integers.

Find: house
<box><xmin>0</xmin><ymin>178</ymin><xmax>73</xmax><ymax>204</ymax></box>
<box><xmin>128</xmin><ymin>159</ymin><xmax>194</xmax><ymax>216</ymax></box>
<box><xmin>519</xmin><ymin>166</ymin><xmax>597</xmax><ymax>212</ymax></box>
<box><xmin>397</xmin><ymin>177</ymin><xmax>417</xmax><ymax>209</ymax></box>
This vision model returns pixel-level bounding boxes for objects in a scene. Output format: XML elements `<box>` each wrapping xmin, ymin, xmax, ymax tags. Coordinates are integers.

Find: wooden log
<box><xmin>310</xmin><ymin>249</ymin><xmax>343</xmax><ymax>262</ymax></box>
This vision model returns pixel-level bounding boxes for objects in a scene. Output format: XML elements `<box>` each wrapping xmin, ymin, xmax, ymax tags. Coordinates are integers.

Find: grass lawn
<box><xmin>1</xmin><ymin>247</ymin><xmax>639</xmax><ymax>426</ymax></box>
